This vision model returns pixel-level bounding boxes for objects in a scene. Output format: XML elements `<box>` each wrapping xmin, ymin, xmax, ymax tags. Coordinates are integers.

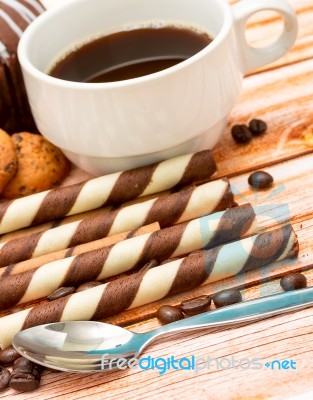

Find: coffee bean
<box><xmin>47</xmin><ymin>286</ymin><xmax>76</xmax><ymax>301</ymax></box>
<box><xmin>9</xmin><ymin>373</ymin><xmax>40</xmax><ymax>392</ymax></box>
<box><xmin>248</xmin><ymin>171</ymin><xmax>273</xmax><ymax>189</ymax></box>
<box><xmin>0</xmin><ymin>367</ymin><xmax>10</xmax><ymax>391</ymax></box>
<box><xmin>10</xmin><ymin>358</ymin><xmax>42</xmax><ymax>392</ymax></box>
<box><xmin>76</xmin><ymin>281</ymin><xmax>102</xmax><ymax>292</ymax></box>
<box><xmin>0</xmin><ymin>347</ymin><xmax>20</xmax><ymax>367</ymax></box>
<box><xmin>180</xmin><ymin>295</ymin><xmax>211</xmax><ymax>316</ymax></box>
<box><xmin>280</xmin><ymin>273</ymin><xmax>307</xmax><ymax>291</ymax></box>
<box><xmin>156</xmin><ymin>305</ymin><xmax>184</xmax><ymax>324</ymax></box>
<box><xmin>13</xmin><ymin>357</ymin><xmax>34</xmax><ymax>372</ymax></box>
<box><xmin>249</xmin><ymin>119</ymin><xmax>267</xmax><ymax>136</ymax></box>
<box><xmin>213</xmin><ymin>289</ymin><xmax>242</xmax><ymax>308</ymax></box>
<box><xmin>231</xmin><ymin>124</ymin><xmax>252</xmax><ymax>144</ymax></box>
<box><xmin>12</xmin><ymin>358</ymin><xmax>41</xmax><ymax>379</ymax></box>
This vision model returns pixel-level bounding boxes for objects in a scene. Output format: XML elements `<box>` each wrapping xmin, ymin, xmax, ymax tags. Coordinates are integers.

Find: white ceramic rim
<box><xmin>17</xmin><ymin>0</ymin><xmax>233</xmax><ymax>89</ymax></box>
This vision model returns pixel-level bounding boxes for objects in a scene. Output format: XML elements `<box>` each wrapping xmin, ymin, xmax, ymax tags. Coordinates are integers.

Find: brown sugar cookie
<box><xmin>2</xmin><ymin>132</ymin><xmax>71</xmax><ymax>199</ymax></box>
<box><xmin>0</xmin><ymin>129</ymin><xmax>18</xmax><ymax>193</ymax></box>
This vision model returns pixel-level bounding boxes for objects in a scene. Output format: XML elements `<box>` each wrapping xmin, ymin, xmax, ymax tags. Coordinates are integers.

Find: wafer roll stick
<box><xmin>0</xmin><ymin>224</ymin><xmax>298</xmax><ymax>349</ymax></box>
<box><xmin>0</xmin><ymin>204</ymin><xmax>256</xmax><ymax>310</ymax></box>
<box><xmin>0</xmin><ymin>179</ymin><xmax>234</xmax><ymax>267</ymax></box>
<box><xmin>0</xmin><ymin>150</ymin><xmax>216</xmax><ymax>234</ymax></box>
<box><xmin>0</xmin><ymin>204</ymin><xmax>113</xmax><ymax>244</ymax></box>
<box><xmin>0</xmin><ymin>222</ymin><xmax>160</xmax><ymax>277</ymax></box>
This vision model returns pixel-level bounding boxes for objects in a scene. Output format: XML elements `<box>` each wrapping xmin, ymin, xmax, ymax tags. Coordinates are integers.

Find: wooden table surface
<box><xmin>1</xmin><ymin>0</ymin><xmax>313</xmax><ymax>398</ymax></box>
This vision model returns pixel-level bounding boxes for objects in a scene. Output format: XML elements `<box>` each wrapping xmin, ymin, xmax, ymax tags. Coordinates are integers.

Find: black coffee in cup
<box><xmin>48</xmin><ymin>25</ymin><xmax>212</xmax><ymax>83</ymax></box>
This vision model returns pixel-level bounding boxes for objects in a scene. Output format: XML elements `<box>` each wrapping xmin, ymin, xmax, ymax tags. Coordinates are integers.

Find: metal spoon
<box><xmin>13</xmin><ymin>287</ymin><xmax>313</xmax><ymax>372</ymax></box>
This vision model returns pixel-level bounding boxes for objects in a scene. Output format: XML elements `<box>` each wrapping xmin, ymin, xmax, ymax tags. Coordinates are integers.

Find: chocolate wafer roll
<box><xmin>0</xmin><ymin>204</ymin><xmax>256</xmax><ymax>310</ymax></box>
<box><xmin>0</xmin><ymin>150</ymin><xmax>216</xmax><ymax>234</ymax></box>
<box><xmin>0</xmin><ymin>222</ymin><xmax>160</xmax><ymax>276</ymax></box>
<box><xmin>0</xmin><ymin>179</ymin><xmax>233</xmax><ymax>267</ymax></box>
<box><xmin>0</xmin><ymin>224</ymin><xmax>298</xmax><ymax>349</ymax></box>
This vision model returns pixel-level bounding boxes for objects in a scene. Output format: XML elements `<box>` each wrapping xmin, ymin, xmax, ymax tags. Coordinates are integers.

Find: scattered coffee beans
<box><xmin>156</xmin><ymin>305</ymin><xmax>184</xmax><ymax>324</ymax></box>
<box><xmin>47</xmin><ymin>286</ymin><xmax>76</xmax><ymax>301</ymax></box>
<box><xmin>213</xmin><ymin>289</ymin><xmax>242</xmax><ymax>308</ymax></box>
<box><xmin>231</xmin><ymin>118</ymin><xmax>267</xmax><ymax>143</ymax></box>
<box><xmin>0</xmin><ymin>367</ymin><xmax>10</xmax><ymax>391</ymax></box>
<box><xmin>249</xmin><ymin>119</ymin><xmax>267</xmax><ymax>136</ymax></box>
<box><xmin>280</xmin><ymin>272</ymin><xmax>307</xmax><ymax>291</ymax></box>
<box><xmin>231</xmin><ymin>124</ymin><xmax>253</xmax><ymax>144</ymax></box>
<box><xmin>248</xmin><ymin>171</ymin><xmax>273</xmax><ymax>189</ymax></box>
<box><xmin>9</xmin><ymin>358</ymin><xmax>42</xmax><ymax>392</ymax></box>
<box><xmin>76</xmin><ymin>281</ymin><xmax>102</xmax><ymax>292</ymax></box>
<box><xmin>0</xmin><ymin>347</ymin><xmax>20</xmax><ymax>367</ymax></box>
<box><xmin>180</xmin><ymin>295</ymin><xmax>211</xmax><ymax>316</ymax></box>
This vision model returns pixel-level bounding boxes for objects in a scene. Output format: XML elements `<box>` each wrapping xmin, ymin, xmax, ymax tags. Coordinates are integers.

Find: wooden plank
<box><xmin>213</xmin><ymin>58</ymin><xmax>313</xmax><ymax>179</ymax></box>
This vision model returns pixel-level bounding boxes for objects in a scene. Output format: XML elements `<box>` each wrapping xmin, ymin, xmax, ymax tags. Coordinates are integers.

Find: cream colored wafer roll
<box><xmin>0</xmin><ymin>179</ymin><xmax>234</xmax><ymax>268</ymax></box>
<box><xmin>0</xmin><ymin>150</ymin><xmax>216</xmax><ymax>234</ymax></box>
<box><xmin>0</xmin><ymin>204</ymin><xmax>256</xmax><ymax>310</ymax></box>
<box><xmin>0</xmin><ymin>223</ymin><xmax>160</xmax><ymax>276</ymax></box>
<box><xmin>0</xmin><ymin>204</ymin><xmax>113</xmax><ymax>244</ymax></box>
<box><xmin>0</xmin><ymin>224</ymin><xmax>298</xmax><ymax>349</ymax></box>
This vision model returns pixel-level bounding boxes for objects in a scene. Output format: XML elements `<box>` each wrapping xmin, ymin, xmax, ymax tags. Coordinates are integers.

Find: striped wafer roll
<box><xmin>0</xmin><ymin>179</ymin><xmax>234</xmax><ymax>267</ymax></box>
<box><xmin>0</xmin><ymin>150</ymin><xmax>216</xmax><ymax>234</ymax></box>
<box><xmin>0</xmin><ymin>222</ymin><xmax>160</xmax><ymax>277</ymax></box>
<box><xmin>0</xmin><ymin>224</ymin><xmax>298</xmax><ymax>349</ymax></box>
<box><xmin>0</xmin><ymin>204</ymin><xmax>256</xmax><ymax>310</ymax></box>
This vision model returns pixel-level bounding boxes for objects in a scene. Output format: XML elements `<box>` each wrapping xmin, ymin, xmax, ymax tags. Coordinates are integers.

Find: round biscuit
<box><xmin>0</xmin><ymin>128</ymin><xmax>17</xmax><ymax>194</ymax></box>
<box><xmin>2</xmin><ymin>132</ymin><xmax>71</xmax><ymax>199</ymax></box>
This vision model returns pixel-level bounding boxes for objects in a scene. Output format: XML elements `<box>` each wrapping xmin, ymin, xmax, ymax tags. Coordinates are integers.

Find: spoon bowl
<box><xmin>13</xmin><ymin>321</ymin><xmax>147</xmax><ymax>372</ymax></box>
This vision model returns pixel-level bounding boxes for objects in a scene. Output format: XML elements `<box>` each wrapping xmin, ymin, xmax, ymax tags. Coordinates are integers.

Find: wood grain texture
<box><xmin>1</xmin><ymin>0</ymin><xmax>313</xmax><ymax>398</ymax></box>
<box><xmin>213</xmin><ymin>58</ymin><xmax>313</xmax><ymax>179</ymax></box>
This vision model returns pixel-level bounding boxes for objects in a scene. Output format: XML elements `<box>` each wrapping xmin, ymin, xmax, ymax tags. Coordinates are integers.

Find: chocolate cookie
<box><xmin>0</xmin><ymin>0</ymin><xmax>45</xmax><ymax>133</ymax></box>
<box><xmin>2</xmin><ymin>132</ymin><xmax>71</xmax><ymax>199</ymax></box>
<box><xmin>0</xmin><ymin>129</ymin><xmax>17</xmax><ymax>193</ymax></box>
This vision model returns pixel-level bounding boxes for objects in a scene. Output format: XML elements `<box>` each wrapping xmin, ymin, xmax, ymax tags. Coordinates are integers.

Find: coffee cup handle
<box><xmin>232</xmin><ymin>0</ymin><xmax>298</xmax><ymax>74</ymax></box>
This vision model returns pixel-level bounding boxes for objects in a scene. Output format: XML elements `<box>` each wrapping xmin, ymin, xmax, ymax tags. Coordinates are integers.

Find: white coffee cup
<box><xmin>18</xmin><ymin>0</ymin><xmax>298</xmax><ymax>174</ymax></box>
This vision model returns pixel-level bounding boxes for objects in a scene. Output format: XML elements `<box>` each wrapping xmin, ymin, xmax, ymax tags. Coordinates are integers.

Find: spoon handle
<box><xmin>149</xmin><ymin>287</ymin><xmax>313</xmax><ymax>339</ymax></box>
